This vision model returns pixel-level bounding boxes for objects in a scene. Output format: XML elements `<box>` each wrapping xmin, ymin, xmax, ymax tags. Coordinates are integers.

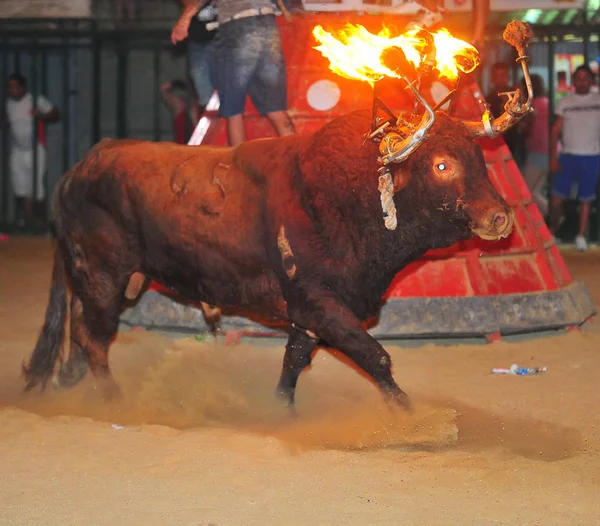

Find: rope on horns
<box><xmin>378</xmin><ymin>169</ymin><xmax>397</xmax><ymax>230</ymax></box>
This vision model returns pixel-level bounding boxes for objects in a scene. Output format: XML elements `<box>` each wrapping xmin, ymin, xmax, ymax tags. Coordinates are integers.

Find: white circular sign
<box><xmin>306</xmin><ymin>79</ymin><xmax>341</xmax><ymax>111</ymax></box>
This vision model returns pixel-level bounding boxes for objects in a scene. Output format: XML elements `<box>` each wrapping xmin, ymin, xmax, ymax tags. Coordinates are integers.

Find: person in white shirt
<box><xmin>2</xmin><ymin>73</ymin><xmax>60</xmax><ymax>229</ymax></box>
<box><xmin>549</xmin><ymin>65</ymin><xmax>600</xmax><ymax>251</ymax></box>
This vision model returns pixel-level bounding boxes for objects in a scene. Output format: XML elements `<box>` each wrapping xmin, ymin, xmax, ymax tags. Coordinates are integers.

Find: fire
<box><xmin>313</xmin><ymin>24</ymin><xmax>480</xmax><ymax>83</ymax></box>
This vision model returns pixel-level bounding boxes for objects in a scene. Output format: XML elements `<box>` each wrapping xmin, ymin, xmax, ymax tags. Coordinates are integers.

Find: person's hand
<box><xmin>171</xmin><ymin>17</ymin><xmax>190</xmax><ymax>44</ymax></box>
<box><xmin>551</xmin><ymin>155</ymin><xmax>561</xmax><ymax>173</ymax></box>
<box><xmin>30</xmin><ymin>108</ymin><xmax>44</xmax><ymax>119</ymax></box>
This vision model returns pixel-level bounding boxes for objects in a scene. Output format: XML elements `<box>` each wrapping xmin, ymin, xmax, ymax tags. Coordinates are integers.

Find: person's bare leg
<box><xmin>549</xmin><ymin>195</ymin><xmax>563</xmax><ymax>234</ymax></box>
<box><xmin>227</xmin><ymin>114</ymin><xmax>246</xmax><ymax>146</ymax></box>
<box><xmin>579</xmin><ymin>201</ymin><xmax>591</xmax><ymax>237</ymax></box>
<box><xmin>266</xmin><ymin>110</ymin><xmax>296</xmax><ymax>137</ymax></box>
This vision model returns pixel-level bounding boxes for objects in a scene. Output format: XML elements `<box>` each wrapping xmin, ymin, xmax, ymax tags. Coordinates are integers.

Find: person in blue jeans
<box><xmin>549</xmin><ymin>65</ymin><xmax>600</xmax><ymax>251</ymax></box>
<box><xmin>171</xmin><ymin>0</ymin><xmax>218</xmax><ymax>116</ymax></box>
<box><xmin>210</xmin><ymin>0</ymin><xmax>296</xmax><ymax>146</ymax></box>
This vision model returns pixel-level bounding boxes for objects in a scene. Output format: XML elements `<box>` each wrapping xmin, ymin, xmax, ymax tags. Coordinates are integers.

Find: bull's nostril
<box><xmin>493</xmin><ymin>213</ymin><xmax>507</xmax><ymax>229</ymax></box>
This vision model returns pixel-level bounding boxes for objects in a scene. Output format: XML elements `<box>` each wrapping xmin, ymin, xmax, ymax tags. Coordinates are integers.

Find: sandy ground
<box><xmin>1</xmin><ymin>238</ymin><xmax>600</xmax><ymax>525</ymax></box>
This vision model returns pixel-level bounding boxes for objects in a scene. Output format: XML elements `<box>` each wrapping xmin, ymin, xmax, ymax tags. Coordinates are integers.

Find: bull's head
<box><xmin>313</xmin><ymin>20</ymin><xmax>533</xmax><ymax>240</ymax></box>
<box><xmin>385</xmin><ymin>113</ymin><xmax>515</xmax><ymax>242</ymax></box>
<box><xmin>372</xmin><ymin>21</ymin><xmax>533</xmax><ymax>240</ymax></box>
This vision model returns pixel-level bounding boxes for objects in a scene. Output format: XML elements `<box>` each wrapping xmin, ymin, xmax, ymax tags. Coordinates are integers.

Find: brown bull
<box><xmin>23</xmin><ymin>108</ymin><xmax>517</xmax><ymax>409</ymax></box>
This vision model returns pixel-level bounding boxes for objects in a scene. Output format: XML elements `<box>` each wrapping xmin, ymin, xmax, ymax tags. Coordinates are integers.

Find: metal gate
<box><xmin>0</xmin><ymin>17</ymin><xmax>190</xmax><ymax>233</ymax></box>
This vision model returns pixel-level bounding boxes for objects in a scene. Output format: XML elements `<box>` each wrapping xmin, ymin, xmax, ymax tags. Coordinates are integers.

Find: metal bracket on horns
<box><xmin>365</xmin><ymin>55</ymin><xmax>438</xmax><ymax>231</ymax></box>
<box><xmin>378</xmin><ymin>81</ymin><xmax>436</xmax><ymax>165</ymax></box>
<box><xmin>482</xmin><ymin>109</ymin><xmax>499</xmax><ymax>138</ymax></box>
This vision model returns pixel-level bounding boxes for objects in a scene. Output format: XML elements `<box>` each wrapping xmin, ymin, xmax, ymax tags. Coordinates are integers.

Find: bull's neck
<box><xmin>362</xmin><ymin>189</ymin><xmax>465</xmax><ymax>291</ymax></box>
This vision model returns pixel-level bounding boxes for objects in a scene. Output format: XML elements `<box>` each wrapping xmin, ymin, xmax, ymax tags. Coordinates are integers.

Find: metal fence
<box><xmin>0</xmin><ymin>16</ymin><xmax>190</xmax><ymax>233</ymax></box>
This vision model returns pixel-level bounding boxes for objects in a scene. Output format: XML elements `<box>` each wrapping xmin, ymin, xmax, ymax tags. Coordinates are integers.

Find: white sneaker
<box><xmin>575</xmin><ymin>235</ymin><xmax>588</xmax><ymax>252</ymax></box>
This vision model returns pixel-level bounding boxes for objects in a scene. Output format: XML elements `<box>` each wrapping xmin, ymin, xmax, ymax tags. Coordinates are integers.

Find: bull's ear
<box><xmin>392</xmin><ymin>164</ymin><xmax>411</xmax><ymax>193</ymax></box>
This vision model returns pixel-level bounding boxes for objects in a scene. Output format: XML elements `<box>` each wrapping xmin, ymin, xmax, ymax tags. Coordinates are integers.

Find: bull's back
<box><xmin>57</xmin><ymin>140</ymin><xmax>269</xmax><ymax>297</ymax></box>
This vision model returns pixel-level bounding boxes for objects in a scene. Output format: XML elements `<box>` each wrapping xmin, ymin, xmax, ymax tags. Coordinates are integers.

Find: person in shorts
<box><xmin>549</xmin><ymin>65</ymin><xmax>600</xmax><ymax>251</ymax></box>
<box><xmin>211</xmin><ymin>0</ymin><xmax>296</xmax><ymax>146</ymax></box>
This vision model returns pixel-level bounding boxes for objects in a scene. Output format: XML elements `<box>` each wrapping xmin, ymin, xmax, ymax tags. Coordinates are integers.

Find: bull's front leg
<box><xmin>276</xmin><ymin>323</ymin><xmax>319</xmax><ymax>409</ymax></box>
<box><xmin>287</xmin><ymin>292</ymin><xmax>411</xmax><ymax>410</ymax></box>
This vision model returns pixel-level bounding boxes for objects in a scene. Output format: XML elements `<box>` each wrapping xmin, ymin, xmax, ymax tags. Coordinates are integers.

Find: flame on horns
<box><xmin>312</xmin><ymin>24</ymin><xmax>480</xmax><ymax>84</ymax></box>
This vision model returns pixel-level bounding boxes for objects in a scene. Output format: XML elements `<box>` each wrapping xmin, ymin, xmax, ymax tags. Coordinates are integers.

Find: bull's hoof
<box><xmin>200</xmin><ymin>302</ymin><xmax>222</xmax><ymax>333</ymax></box>
<box><xmin>55</xmin><ymin>360</ymin><xmax>88</xmax><ymax>389</ymax></box>
<box><xmin>208</xmin><ymin>321</ymin><xmax>222</xmax><ymax>337</ymax></box>
<box><xmin>384</xmin><ymin>387</ymin><xmax>413</xmax><ymax>413</ymax></box>
<box><xmin>275</xmin><ymin>386</ymin><xmax>299</xmax><ymax>418</ymax></box>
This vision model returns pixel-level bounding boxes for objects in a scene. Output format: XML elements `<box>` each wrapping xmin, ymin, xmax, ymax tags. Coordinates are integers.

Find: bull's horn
<box><xmin>379</xmin><ymin>85</ymin><xmax>435</xmax><ymax>164</ymax></box>
<box><xmin>463</xmin><ymin>21</ymin><xmax>535</xmax><ymax>139</ymax></box>
<box><xmin>378</xmin><ymin>46</ymin><xmax>436</xmax><ymax>165</ymax></box>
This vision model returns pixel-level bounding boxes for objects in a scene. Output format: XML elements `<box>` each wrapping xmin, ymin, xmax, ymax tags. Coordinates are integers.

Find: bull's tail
<box><xmin>23</xmin><ymin>246</ymin><xmax>67</xmax><ymax>391</ymax></box>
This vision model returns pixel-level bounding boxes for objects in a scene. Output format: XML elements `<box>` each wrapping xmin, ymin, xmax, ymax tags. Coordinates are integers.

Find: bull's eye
<box><xmin>432</xmin><ymin>156</ymin><xmax>459</xmax><ymax>182</ymax></box>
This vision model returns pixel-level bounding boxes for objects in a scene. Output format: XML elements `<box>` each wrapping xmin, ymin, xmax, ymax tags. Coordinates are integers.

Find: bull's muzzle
<box><xmin>471</xmin><ymin>206</ymin><xmax>515</xmax><ymax>241</ymax></box>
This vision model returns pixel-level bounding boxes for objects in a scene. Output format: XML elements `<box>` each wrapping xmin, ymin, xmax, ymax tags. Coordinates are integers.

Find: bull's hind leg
<box><xmin>56</xmin><ymin>295</ymin><xmax>90</xmax><ymax>388</ymax></box>
<box><xmin>57</xmin><ymin>276</ymin><xmax>126</xmax><ymax>399</ymax></box>
<box><xmin>276</xmin><ymin>324</ymin><xmax>318</xmax><ymax>408</ymax></box>
<box><xmin>200</xmin><ymin>302</ymin><xmax>222</xmax><ymax>335</ymax></box>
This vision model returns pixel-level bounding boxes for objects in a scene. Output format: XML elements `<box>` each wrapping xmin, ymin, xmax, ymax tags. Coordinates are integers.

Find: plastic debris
<box><xmin>111</xmin><ymin>424</ymin><xmax>126</xmax><ymax>430</ymax></box>
<box><xmin>491</xmin><ymin>363</ymin><xmax>547</xmax><ymax>375</ymax></box>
